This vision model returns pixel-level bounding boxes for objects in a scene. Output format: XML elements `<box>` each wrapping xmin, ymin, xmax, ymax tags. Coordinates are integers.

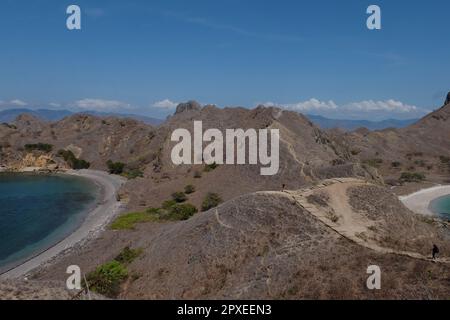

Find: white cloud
<box><xmin>152</xmin><ymin>99</ymin><xmax>178</xmax><ymax>109</ymax></box>
<box><xmin>265</xmin><ymin>98</ymin><xmax>430</xmax><ymax>120</ymax></box>
<box><xmin>9</xmin><ymin>99</ymin><xmax>28</xmax><ymax>106</ymax></box>
<box><xmin>72</xmin><ymin>99</ymin><xmax>132</xmax><ymax>111</ymax></box>
<box><xmin>0</xmin><ymin>99</ymin><xmax>28</xmax><ymax>108</ymax></box>
<box><xmin>343</xmin><ymin>99</ymin><xmax>423</xmax><ymax>113</ymax></box>
<box><xmin>283</xmin><ymin>99</ymin><xmax>338</xmax><ymax>112</ymax></box>
<box><xmin>49</xmin><ymin>102</ymin><xmax>62</xmax><ymax>108</ymax></box>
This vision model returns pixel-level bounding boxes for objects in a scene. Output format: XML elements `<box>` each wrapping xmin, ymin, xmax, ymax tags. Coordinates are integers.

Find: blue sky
<box><xmin>0</xmin><ymin>0</ymin><xmax>449</xmax><ymax>120</ymax></box>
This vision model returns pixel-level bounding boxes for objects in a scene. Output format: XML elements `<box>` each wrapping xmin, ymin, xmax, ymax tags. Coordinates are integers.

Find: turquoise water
<box><xmin>430</xmin><ymin>195</ymin><xmax>450</xmax><ymax>220</ymax></box>
<box><xmin>0</xmin><ymin>173</ymin><xmax>99</xmax><ymax>273</ymax></box>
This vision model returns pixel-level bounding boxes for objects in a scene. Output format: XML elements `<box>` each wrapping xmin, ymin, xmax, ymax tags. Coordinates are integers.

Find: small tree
<box><xmin>172</xmin><ymin>192</ymin><xmax>187</xmax><ymax>203</ymax></box>
<box><xmin>184</xmin><ymin>185</ymin><xmax>196</xmax><ymax>194</ymax></box>
<box><xmin>201</xmin><ymin>193</ymin><xmax>223</xmax><ymax>212</ymax></box>
<box><xmin>107</xmin><ymin>160</ymin><xmax>125</xmax><ymax>174</ymax></box>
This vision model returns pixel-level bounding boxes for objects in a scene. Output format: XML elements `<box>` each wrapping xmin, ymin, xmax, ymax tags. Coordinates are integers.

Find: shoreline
<box><xmin>0</xmin><ymin>169</ymin><xmax>126</xmax><ymax>280</ymax></box>
<box><xmin>399</xmin><ymin>185</ymin><xmax>450</xmax><ymax>216</ymax></box>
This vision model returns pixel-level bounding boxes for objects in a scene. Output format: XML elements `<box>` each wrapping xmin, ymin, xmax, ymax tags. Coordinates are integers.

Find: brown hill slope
<box><xmin>338</xmin><ymin>100</ymin><xmax>450</xmax><ymax>182</ymax></box>
<box><xmin>32</xmin><ymin>179</ymin><xmax>450</xmax><ymax>299</ymax></box>
<box><xmin>121</xmin><ymin>102</ymin><xmax>379</xmax><ymax>210</ymax></box>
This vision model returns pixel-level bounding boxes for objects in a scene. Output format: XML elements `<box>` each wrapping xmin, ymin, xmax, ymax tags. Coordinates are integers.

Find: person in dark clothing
<box><xmin>432</xmin><ymin>244</ymin><xmax>440</xmax><ymax>260</ymax></box>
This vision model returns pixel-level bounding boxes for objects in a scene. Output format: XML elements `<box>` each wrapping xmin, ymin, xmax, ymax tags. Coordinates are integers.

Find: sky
<box><xmin>0</xmin><ymin>0</ymin><xmax>449</xmax><ymax>120</ymax></box>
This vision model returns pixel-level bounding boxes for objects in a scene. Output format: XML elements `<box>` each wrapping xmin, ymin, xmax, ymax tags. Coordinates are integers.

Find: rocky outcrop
<box><xmin>175</xmin><ymin>101</ymin><xmax>202</xmax><ymax>114</ymax></box>
<box><xmin>445</xmin><ymin>92</ymin><xmax>450</xmax><ymax>106</ymax></box>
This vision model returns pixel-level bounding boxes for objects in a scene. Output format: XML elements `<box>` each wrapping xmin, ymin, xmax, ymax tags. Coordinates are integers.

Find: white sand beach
<box><xmin>0</xmin><ymin>170</ymin><xmax>126</xmax><ymax>280</ymax></box>
<box><xmin>400</xmin><ymin>185</ymin><xmax>450</xmax><ymax>216</ymax></box>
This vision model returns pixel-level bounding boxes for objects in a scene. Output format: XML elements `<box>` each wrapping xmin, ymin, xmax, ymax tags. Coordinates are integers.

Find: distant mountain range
<box><xmin>0</xmin><ymin>108</ymin><xmax>420</xmax><ymax>131</ymax></box>
<box><xmin>306</xmin><ymin>115</ymin><xmax>419</xmax><ymax>131</ymax></box>
<box><xmin>0</xmin><ymin>108</ymin><xmax>164</xmax><ymax>126</ymax></box>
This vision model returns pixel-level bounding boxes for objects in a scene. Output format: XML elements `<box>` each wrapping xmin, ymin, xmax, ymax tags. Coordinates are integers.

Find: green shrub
<box><xmin>57</xmin><ymin>149</ymin><xmax>90</xmax><ymax>169</ymax></box>
<box><xmin>114</xmin><ymin>247</ymin><xmax>143</xmax><ymax>265</ymax></box>
<box><xmin>123</xmin><ymin>168</ymin><xmax>144</xmax><ymax>179</ymax></box>
<box><xmin>400</xmin><ymin>172</ymin><xmax>426</xmax><ymax>183</ymax></box>
<box><xmin>162</xmin><ymin>200</ymin><xmax>177</xmax><ymax>210</ymax></box>
<box><xmin>110</xmin><ymin>211</ymin><xmax>158</xmax><ymax>230</ymax></box>
<box><xmin>204</xmin><ymin>162</ymin><xmax>219</xmax><ymax>172</ymax></box>
<box><xmin>24</xmin><ymin>143</ymin><xmax>53</xmax><ymax>153</ymax></box>
<box><xmin>172</xmin><ymin>192</ymin><xmax>187</xmax><ymax>203</ymax></box>
<box><xmin>391</xmin><ymin>161</ymin><xmax>401</xmax><ymax>168</ymax></box>
<box><xmin>107</xmin><ymin>160</ymin><xmax>125</xmax><ymax>174</ymax></box>
<box><xmin>201</xmin><ymin>193</ymin><xmax>223</xmax><ymax>212</ymax></box>
<box><xmin>85</xmin><ymin>260</ymin><xmax>128</xmax><ymax>298</ymax></box>
<box><xmin>166</xmin><ymin>203</ymin><xmax>198</xmax><ymax>221</ymax></box>
<box><xmin>184</xmin><ymin>185</ymin><xmax>196</xmax><ymax>194</ymax></box>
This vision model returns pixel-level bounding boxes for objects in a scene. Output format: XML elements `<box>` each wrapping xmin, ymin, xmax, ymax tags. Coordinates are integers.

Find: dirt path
<box><xmin>262</xmin><ymin>178</ymin><xmax>450</xmax><ymax>264</ymax></box>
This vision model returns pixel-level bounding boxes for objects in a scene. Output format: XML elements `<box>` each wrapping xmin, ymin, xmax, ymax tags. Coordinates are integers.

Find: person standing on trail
<box><xmin>432</xmin><ymin>244</ymin><xmax>440</xmax><ymax>260</ymax></box>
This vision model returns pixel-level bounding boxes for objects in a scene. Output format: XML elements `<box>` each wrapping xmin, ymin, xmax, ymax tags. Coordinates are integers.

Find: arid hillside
<box><xmin>1</xmin><ymin>102</ymin><xmax>380</xmax><ymax>210</ymax></box>
<box><xmin>31</xmin><ymin>179</ymin><xmax>450</xmax><ymax>299</ymax></box>
<box><xmin>335</xmin><ymin>98</ymin><xmax>450</xmax><ymax>185</ymax></box>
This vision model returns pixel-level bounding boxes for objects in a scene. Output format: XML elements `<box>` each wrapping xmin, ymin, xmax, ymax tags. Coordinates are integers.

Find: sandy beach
<box><xmin>400</xmin><ymin>185</ymin><xmax>450</xmax><ymax>216</ymax></box>
<box><xmin>0</xmin><ymin>169</ymin><xmax>126</xmax><ymax>280</ymax></box>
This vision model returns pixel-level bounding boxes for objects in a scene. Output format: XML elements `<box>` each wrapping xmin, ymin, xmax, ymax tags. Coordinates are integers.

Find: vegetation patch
<box><xmin>201</xmin><ymin>193</ymin><xmax>223</xmax><ymax>212</ymax></box>
<box><xmin>204</xmin><ymin>162</ymin><xmax>219</xmax><ymax>172</ymax></box>
<box><xmin>24</xmin><ymin>143</ymin><xmax>53</xmax><ymax>153</ymax></box>
<box><xmin>114</xmin><ymin>247</ymin><xmax>143</xmax><ymax>264</ymax></box>
<box><xmin>107</xmin><ymin>160</ymin><xmax>125</xmax><ymax>174</ymax></box>
<box><xmin>57</xmin><ymin>149</ymin><xmax>90</xmax><ymax>169</ymax></box>
<box><xmin>172</xmin><ymin>191</ymin><xmax>187</xmax><ymax>203</ymax></box>
<box><xmin>110</xmin><ymin>211</ymin><xmax>158</xmax><ymax>230</ymax></box>
<box><xmin>400</xmin><ymin>172</ymin><xmax>426</xmax><ymax>183</ymax></box>
<box><xmin>85</xmin><ymin>260</ymin><xmax>128</xmax><ymax>298</ymax></box>
<box><xmin>111</xmin><ymin>202</ymin><xmax>198</xmax><ymax>230</ymax></box>
<box><xmin>85</xmin><ymin>247</ymin><xmax>142</xmax><ymax>298</ymax></box>
<box><xmin>122</xmin><ymin>168</ymin><xmax>144</xmax><ymax>179</ymax></box>
<box><xmin>184</xmin><ymin>185</ymin><xmax>196</xmax><ymax>194</ymax></box>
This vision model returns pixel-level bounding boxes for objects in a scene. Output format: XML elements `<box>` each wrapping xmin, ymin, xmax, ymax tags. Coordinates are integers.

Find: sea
<box><xmin>429</xmin><ymin>195</ymin><xmax>450</xmax><ymax>220</ymax></box>
<box><xmin>0</xmin><ymin>173</ymin><xmax>99</xmax><ymax>274</ymax></box>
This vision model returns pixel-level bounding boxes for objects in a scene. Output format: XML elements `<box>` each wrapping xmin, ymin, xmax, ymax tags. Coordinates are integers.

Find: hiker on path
<box><xmin>432</xmin><ymin>244</ymin><xmax>440</xmax><ymax>260</ymax></box>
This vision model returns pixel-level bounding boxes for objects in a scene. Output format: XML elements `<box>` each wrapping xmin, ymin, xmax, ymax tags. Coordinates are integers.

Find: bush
<box><xmin>162</xmin><ymin>200</ymin><xmax>177</xmax><ymax>210</ymax></box>
<box><xmin>166</xmin><ymin>204</ymin><xmax>198</xmax><ymax>221</ymax></box>
<box><xmin>24</xmin><ymin>143</ymin><xmax>53</xmax><ymax>153</ymax></box>
<box><xmin>85</xmin><ymin>260</ymin><xmax>128</xmax><ymax>298</ymax></box>
<box><xmin>107</xmin><ymin>160</ymin><xmax>125</xmax><ymax>174</ymax></box>
<box><xmin>201</xmin><ymin>193</ymin><xmax>223</xmax><ymax>212</ymax></box>
<box><xmin>400</xmin><ymin>172</ymin><xmax>426</xmax><ymax>183</ymax></box>
<box><xmin>172</xmin><ymin>192</ymin><xmax>187</xmax><ymax>203</ymax></box>
<box><xmin>184</xmin><ymin>185</ymin><xmax>196</xmax><ymax>194</ymax></box>
<box><xmin>391</xmin><ymin>161</ymin><xmax>401</xmax><ymax>168</ymax></box>
<box><xmin>204</xmin><ymin>162</ymin><xmax>219</xmax><ymax>172</ymax></box>
<box><xmin>114</xmin><ymin>247</ymin><xmax>143</xmax><ymax>265</ymax></box>
<box><xmin>57</xmin><ymin>149</ymin><xmax>90</xmax><ymax>169</ymax></box>
<box><xmin>123</xmin><ymin>168</ymin><xmax>144</xmax><ymax>179</ymax></box>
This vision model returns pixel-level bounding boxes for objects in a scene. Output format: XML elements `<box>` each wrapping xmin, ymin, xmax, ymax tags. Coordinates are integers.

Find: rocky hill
<box><xmin>31</xmin><ymin>179</ymin><xmax>450</xmax><ymax>299</ymax></box>
<box><xmin>1</xmin><ymin>102</ymin><xmax>379</xmax><ymax>210</ymax></box>
<box><xmin>336</xmin><ymin>96</ymin><xmax>450</xmax><ymax>184</ymax></box>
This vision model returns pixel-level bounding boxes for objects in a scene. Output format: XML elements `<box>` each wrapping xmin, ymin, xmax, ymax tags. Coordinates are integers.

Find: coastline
<box><xmin>0</xmin><ymin>169</ymin><xmax>126</xmax><ymax>280</ymax></box>
<box><xmin>399</xmin><ymin>185</ymin><xmax>450</xmax><ymax>216</ymax></box>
